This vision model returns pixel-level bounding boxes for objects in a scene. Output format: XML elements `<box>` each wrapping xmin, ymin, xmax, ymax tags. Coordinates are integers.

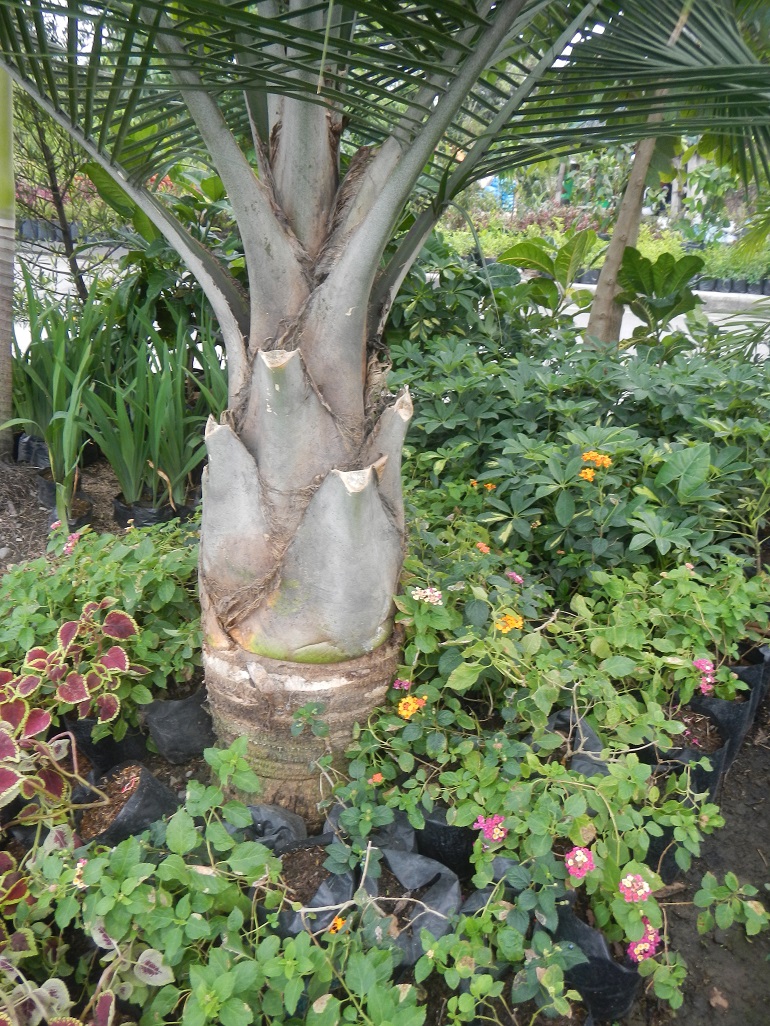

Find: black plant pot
<box><xmin>697</xmin><ymin>278</ymin><xmax>716</xmax><ymax>291</ymax></box>
<box><xmin>325</xmin><ymin>802</ymin><xmax>417</xmax><ymax>853</ymax></box>
<box><xmin>688</xmin><ymin>660</ymin><xmax>768</xmax><ymax>774</ymax></box>
<box><xmin>715</xmin><ymin>277</ymin><xmax>733</xmax><ymax>293</ymax></box>
<box><xmin>732</xmin><ymin>278</ymin><xmax>748</xmax><ymax>294</ymax></box>
<box><xmin>16</xmin><ymin>433</ymin><xmax>50</xmax><ymax>468</ymax></box>
<box><xmin>79</xmin><ymin>761</ymin><xmax>181</xmax><ymax>847</ymax></box>
<box><xmin>68</xmin><ymin>717</ymin><xmax>148</xmax><ymax>774</ymax></box>
<box><xmin>747</xmin><ymin>280</ymin><xmax>764</xmax><ymax>295</ymax></box>
<box><xmin>245</xmin><ymin>804</ymin><xmax>307</xmax><ymax>850</ymax></box>
<box><xmin>143</xmin><ymin>688</ymin><xmax>216</xmax><ymax>764</ymax></box>
<box><xmin>113</xmin><ymin>494</ymin><xmax>197</xmax><ymax>529</ymax></box>
<box><xmin>415</xmin><ymin>805</ymin><xmax>476</xmax><ymax>881</ymax></box>
<box><xmin>46</xmin><ymin>496</ymin><xmax>94</xmax><ymax>532</ymax></box>
<box><xmin>268</xmin><ymin>834</ymin><xmax>356</xmax><ymax>937</ymax></box>
<box><xmin>553</xmin><ymin>901</ymin><xmax>640</xmax><ymax>1022</ymax></box>
<box><xmin>763</xmin><ymin>278</ymin><xmax>770</xmax><ymax>296</ymax></box>
<box><xmin>362</xmin><ymin>847</ymin><xmax>462</xmax><ymax>966</ymax></box>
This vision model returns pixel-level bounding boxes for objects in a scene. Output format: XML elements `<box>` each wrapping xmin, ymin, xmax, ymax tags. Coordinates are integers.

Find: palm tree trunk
<box><xmin>0</xmin><ymin>70</ymin><xmax>14</xmax><ymax>459</ymax></box>
<box><xmin>584</xmin><ymin>132</ymin><xmax>659</xmax><ymax>345</ymax></box>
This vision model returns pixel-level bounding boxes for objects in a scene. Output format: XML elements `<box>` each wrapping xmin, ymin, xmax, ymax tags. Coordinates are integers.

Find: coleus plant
<box><xmin>10</xmin><ymin>600</ymin><xmax>148</xmax><ymax>727</ymax></box>
<box><xmin>0</xmin><ymin>975</ymin><xmax>116</xmax><ymax>1026</ymax></box>
<box><xmin>0</xmin><ymin>600</ymin><xmax>146</xmax><ymax>817</ymax></box>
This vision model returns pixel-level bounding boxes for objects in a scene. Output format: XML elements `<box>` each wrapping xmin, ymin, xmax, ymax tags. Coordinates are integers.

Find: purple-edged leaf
<box><xmin>0</xmin><ymin>731</ymin><xmax>18</xmax><ymax>761</ymax></box>
<box><xmin>82</xmin><ymin>601</ymin><xmax>100</xmax><ymax>616</ymax></box>
<box><xmin>19</xmin><ymin>773</ymin><xmax>43</xmax><ymax>800</ymax></box>
<box><xmin>57</xmin><ymin>673</ymin><xmax>89</xmax><ymax>705</ymax></box>
<box><xmin>90</xmin><ymin>990</ymin><xmax>116</xmax><ymax>1026</ymax></box>
<box><xmin>0</xmin><ymin>767</ymin><xmax>22</xmax><ymax>809</ymax></box>
<box><xmin>9</xmin><ymin>928</ymin><xmax>36</xmax><ymax>955</ymax></box>
<box><xmin>89</xmin><ymin>919</ymin><xmax>117</xmax><ymax>950</ymax></box>
<box><xmin>95</xmin><ymin>694</ymin><xmax>120</xmax><ymax>724</ymax></box>
<box><xmin>0</xmin><ymin>670</ymin><xmax>14</xmax><ymax>697</ymax></box>
<box><xmin>16</xmin><ymin>674</ymin><xmax>41</xmax><ymax>698</ymax></box>
<box><xmin>22</xmin><ymin>708</ymin><xmax>52</xmax><ymax>738</ymax></box>
<box><xmin>0</xmin><ymin>699</ymin><xmax>26</xmax><ymax>730</ymax></box>
<box><xmin>77</xmin><ymin>699</ymin><xmax>92</xmax><ymax>718</ymax></box>
<box><xmin>133</xmin><ymin>949</ymin><xmax>174</xmax><ymax>987</ymax></box>
<box><xmin>128</xmin><ymin>663</ymin><xmax>150</xmax><ymax>676</ymax></box>
<box><xmin>101</xmin><ymin>610</ymin><xmax>138</xmax><ymax>640</ymax></box>
<box><xmin>99</xmin><ymin>647</ymin><xmax>129</xmax><ymax>674</ymax></box>
<box><xmin>57</xmin><ymin>621</ymin><xmax>80</xmax><ymax>651</ymax></box>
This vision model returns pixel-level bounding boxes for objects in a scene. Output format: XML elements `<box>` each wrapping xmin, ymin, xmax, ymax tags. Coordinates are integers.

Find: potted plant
<box><xmin>4</xmin><ymin>332</ymin><xmax>94</xmax><ymax>528</ymax></box>
<box><xmin>85</xmin><ymin>332</ymin><xmax>206</xmax><ymax>527</ymax></box>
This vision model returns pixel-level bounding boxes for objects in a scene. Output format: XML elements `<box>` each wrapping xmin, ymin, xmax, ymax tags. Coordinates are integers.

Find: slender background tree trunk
<box><xmin>584</xmin><ymin>130</ymin><xmax>659</xmax><ymax>345</ymax></box>
<box><xmin>0</xmin><ymin>70</ymin><xmax>14</xmax><ymax>459</ymax></box>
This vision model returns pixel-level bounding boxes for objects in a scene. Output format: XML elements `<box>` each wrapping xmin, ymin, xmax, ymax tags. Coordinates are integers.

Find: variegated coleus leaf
<box><xmin>22</xmin><ymin>708</ymin><xmax>51</xmax><ymax>739</ymax></box>
<box><xmin>16</xmin><ymin>675</ymin><xmax>42</xmax><ymax>698</ymax></box>
<box><xmin>35</xmin><ymin>977</ymin><xmax>71</xmax><ymax>1017</ymax></box>
<box><xmin>89</xmin><ymin>990</ymin><xmax>116</xmax><ymax>1026</ymax></box>
<box><xmin>89</xmin><ymin>919</ymin><xmax>117</xmax><ymax>950</ymax></box>
<box><xmin>95</xmin><ymin>694</ymin><xmax>120</xmax><ymax>724</ymax></box>
<box><xmin>98</xmin><ymin>647</ymin><xmax>129</xmax><ymax>674</ymax></box>
<box><xmin>24</xmin><ymin>647</ymin><xmax>50</xmax><ymax>669</ymax></box>
<box><xmin>0</xmin><ymin>729</ymin><xmax>19</xmax><ymax>761</ymax></box>
<box><xmin>101</xmin><ymin>610</ymin><xmax>138</xmax><ymax>640</ymax></box>
<box><xmin>48</xmin><ymin>1018</ymin><xmax>85</xmax><ymax>1026</ymax></box>
<box><xmin>57</xmin><ymin>621</ymin><xmax>80</xmax><ymax>652</ymax></box>
<box><xmin>0</xmin><ymin>765</ymin><xmax>23</xmax><ymax>810</ymax></box>
<box><xmin>0</xmin><ymin>668</ymin><xmax>15</xmax><ymax>699</ymax></box>
<box><xmin>8</xmin><ymin>928</ymin><xmax>36</xmax><ymax>957</ymax></box>
<box><xmin>0</xmin><ymin>869</ymin><xmax>29</xmax><ymax>915</ymax></box>
<box><xmin>0</xmin><ymin>698</ymin><xmax>26</xmax><ymax>731</ymax></box>
<box><xmin>133</xmin><ymin>949</ymin><xmax>174</xmax><ymax>987</ymax></box>
<box><xmin>56</xmin><ymin>673</ymin><xmax>89</xmax><ymax>705</ymax></box>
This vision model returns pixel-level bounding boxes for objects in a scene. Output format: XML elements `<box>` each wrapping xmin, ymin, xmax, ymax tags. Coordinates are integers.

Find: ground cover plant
<box><xmin>3</xmin><ymin>232</ymin><xmax>770</xmax><ymax>1024</ymax></box>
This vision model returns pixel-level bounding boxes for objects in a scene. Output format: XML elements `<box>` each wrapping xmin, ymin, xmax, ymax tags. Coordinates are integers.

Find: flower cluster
<box><xmin>582</xmin><ymin>450</ymin><xmax>613</xmax><ymax>468</ymax></box>
<box><xmin>392</xmin><ymin>678</ymin><xmax>411</xmax><ymax>690</ymax></box>
<box><xmin>476</xmin><ymin>542</ymin><xmax>490</xmax><ymax>554</ymax></box>
<box><xmin>473</xmin><ymin>814</ymin><xmax>508</xmax><ymax>844</ymax></box>
<box><xmin>484</xmin><ymin>482</ymin><xmax>496</xmax><ymax>491</ymax></box>
<box><xmin>411</xmin><ymin>587</ymin><xmax>443</xmax><ymax>606</ymax></box>
<box><xmin>328</xmin><ymin>916</ymin><xmax>346</xmax><ymax>934</ymax></box>
<box><xmin>505</xmin><ymin>570</ymin><xmax>524</xmax><ymax>585</ymax></box>
<box><xmin>627</xmin><ymin>918</ymin><xmax>661</xmax><ymax>963</ymax></box>
<box><xmin>398</xmin><ymin>695</ymin><xmax>427</xmax><ymax>720</ymax></box>
<box><xmin>368</xmin><ymin>773</ymin><xmax>384</xmax><ymax>785</ymax></box>
<box><xmin>693</xmin><ymin>657</ymin><xmax>716</xmax><ymax>695</ymax></box>
<box><xmin>63</xmin><ymin>532</ymin><xmax>81</xmax><ymax>556</ymax></box>
<box><xmin>564</xmin><ymin>846</ymin><xmax>595</xmax><ymax>879</ymax></box>
<box><xmin>618</xmin><ymin>872</ymin><xmax>652</xmax><ymax>903</ymax></box>
<box><xmin>495</xmin><ymin>612</ymin><xmax>524</xmax><ymax>633</ymax></box>
<box><xmin>578</xmin><ymin>467</ymin><xmax>595</xmax><ymax>482</ymax></box>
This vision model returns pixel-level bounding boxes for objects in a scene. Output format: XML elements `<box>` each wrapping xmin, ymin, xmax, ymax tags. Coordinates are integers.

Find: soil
<box><xmin>2</xmin><ymin>454</ymin><xmax>770</xmax><ymax>1024</ymax></box>
<box><xmin>372</xmin><ymin>864</ymin><xmax>434</xmax><ymax>930</ymax></box>
<box><xmin>79</xmin><ymin>763</ymin><xmax>142</xmax><ymax>840</ymax></box>
<box><xmin>280</xmin><ymin>844</ymin><xmax>331</xmax><ymax>906</ymax></box>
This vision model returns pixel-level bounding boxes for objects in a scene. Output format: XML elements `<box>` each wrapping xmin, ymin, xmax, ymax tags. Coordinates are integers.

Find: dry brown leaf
<box><xmin>709</xmin><ymin>987</ymin><xmax>729</xmax><ymax>1010</ymax></box>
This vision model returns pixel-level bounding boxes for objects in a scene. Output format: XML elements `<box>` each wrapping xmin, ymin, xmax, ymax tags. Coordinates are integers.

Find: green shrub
<box><xmin>0</xmin><ymin>519</ymin><xmax>201</xmax><ymax>699</ymax></box>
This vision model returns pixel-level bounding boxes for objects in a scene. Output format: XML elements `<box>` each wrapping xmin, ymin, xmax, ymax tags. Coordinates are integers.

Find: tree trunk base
<box><xmin>204</xmin><ymin>629</ymin><xmax>403</xmax><ymax>826</ymax></box>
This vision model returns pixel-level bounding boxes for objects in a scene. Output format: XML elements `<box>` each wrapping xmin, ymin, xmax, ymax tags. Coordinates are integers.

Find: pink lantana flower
<box><xmin>473</xmin><ymin>814</ymin><xmax>507</xmax><ymax>844</ymax></box>
<box><xmin>693</xmin><ymin>658</ymin><xmax>714</xmax><ymax>673</ymax></box>
<box><xmin>618</xmin><ymin>872</ymin><xmax>652</xmax><ymax>903</ymax></box>
<box><xmin>505</xmin><ymin>571</ymin><xmax>524</xmax><ymax>585</ymax></box>
<box><xmin>63</xmin><ymin>532</ymin><xmax>81</xmax><ymax>555</ymax></box>
<box><xmin>627</xmin><ymin>918</ymin><xmax>661</xmax><ymax>962</ymax></box>
<box><xmin>564</xmin><ymin>846</ymin><xmax>595</xmax><ymax>879</ymax></box>
<box><xmin>392</xmin><ymin>678</ymin><xmax>411</xmax><ymax>690</ymax></box>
